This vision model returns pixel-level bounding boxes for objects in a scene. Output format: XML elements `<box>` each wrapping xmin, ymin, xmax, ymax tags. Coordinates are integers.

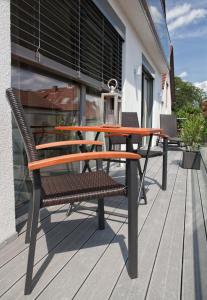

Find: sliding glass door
<box><xmin>141</xmin><ymin>69</ymin><xmax>153</xmax><ymax>144</ymax></box>
<box><xmin>141</xmin><ymin>70</ymin><xmax>153</xmax><ymax>128</ymax></box>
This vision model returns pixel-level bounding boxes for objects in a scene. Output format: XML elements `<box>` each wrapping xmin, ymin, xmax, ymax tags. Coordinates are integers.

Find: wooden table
<box><xmin>55</xmin><ymin>125</ymin><xmax>162</xmax><ymax>136</ymax></box>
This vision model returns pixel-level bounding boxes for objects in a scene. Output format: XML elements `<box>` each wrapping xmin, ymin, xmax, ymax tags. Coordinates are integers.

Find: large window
<box><xmin>11</xmin><ymin>0</ymin><xmax>123</xmax><ymax>90</ymax></box>
<box><xmin>12</xmin><ymin>62</ymin><xmax>80</xmax><ymax>221</ymax></box>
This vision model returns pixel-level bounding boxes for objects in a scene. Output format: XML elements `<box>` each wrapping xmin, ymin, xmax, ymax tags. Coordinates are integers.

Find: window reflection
<box><xmin>86</xmin><ymin>87</ymin><xmax>102</xmax><ymax>125</ymax></box>
<box><xmin>11</xmin><ymin>63</ymin><xmax>80</xmax><ymax>217</ymax></box>
<box><xmin>147</xmin><ymin>0</ymin><xmax>171</xmax><ymax>63</ymax></box>
<box><xmin>85</xmin><ymin>87</ymin><xmax>104</xmax><ymax>169</ymax></box>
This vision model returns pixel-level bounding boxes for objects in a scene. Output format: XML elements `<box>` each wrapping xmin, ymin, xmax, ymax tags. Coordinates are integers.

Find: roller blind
<box><xmin>11</xmin><ymin>0</ymin><xmax>123</xmax><ymax>90</ymax></box>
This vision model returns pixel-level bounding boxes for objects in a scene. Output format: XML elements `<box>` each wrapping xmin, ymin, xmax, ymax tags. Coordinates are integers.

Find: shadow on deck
<box><xmin>0</xmin><ymin>150</ymin><xmax>207</xmax><ymax>299</ymax></box>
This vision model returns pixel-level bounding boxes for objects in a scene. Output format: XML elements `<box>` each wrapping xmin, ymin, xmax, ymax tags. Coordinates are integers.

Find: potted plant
<box><xmin>181</xmin><ymin>114</ymin><xmax>205</xmax><ymax>169</ymax></box>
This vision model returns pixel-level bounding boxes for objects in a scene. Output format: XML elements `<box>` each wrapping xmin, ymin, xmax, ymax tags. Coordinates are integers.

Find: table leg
<box><xmin>77</xmin><ymin>131</ymin><xmax>100</xmax><ymax>172</ymax></box>
<box><xmin>137</xmin><ymin>134</ymin><xmax>153</xmax><ymax>204</ymax></box>
<box><xmin>126</xmin><ymin>135</ymin><xmax>133</xmax><ymax>187</ymax></box>
<box><xmin>162</xmin><ymin>137</ymin><xmax>168</xmax><ymax>190</ymax></box>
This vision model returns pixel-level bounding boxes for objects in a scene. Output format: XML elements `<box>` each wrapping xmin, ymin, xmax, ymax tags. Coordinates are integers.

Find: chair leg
<box><xmin>25</xmin><ymin>199</ymin><xmax>33</xmax><ymax>244</ymax></box>
<box><xmin>127</xmin><ymin>159</ymin><xmax>138</xmax><ymax>279</ymax></box>
<box><xmin>24</xmin><ymin>204</ymin><xmax>40</xmax><ymax>294</ymax></box>
<box><xmin>24</xmin><ymin>171</ymin><xmax>41</xmax><ymax>295</ymax></box>
<box><xmin>66</xmin><ymin>202</ymin><xmax>73</xmax><ymax>216</ymax></box>
<box><xmin>106</xmin><ymin>140</ymin><xmax>112</xmax><ymax>174</ymax></box>
<box><xmin>137</xmin><ymin>161</ymin><xmax>147</xmax><ymax>204</ymax></box>
<box><xmin>106</xmin><ymin>160</ymin><xmax>111</xmax><ymax>174</ymax></box>
<box><xmin>98</xmin><ymin>198</ymin><xmax>105</xmax><ymax>230</ymax></box>
<box><xmin>162</xmin><ymin>137</ymin><xmax>168</xmax><ymax>190</ymax></box>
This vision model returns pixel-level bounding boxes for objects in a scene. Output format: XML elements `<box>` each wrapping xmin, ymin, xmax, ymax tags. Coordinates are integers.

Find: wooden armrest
<box><xmin>105</xmin><ymin>133</ymin><xmax>129</xmax><ymax>138</ymax></box>
<box><xmin>36</xmin><ymin>140</ymin><xmax>103</xmax><ymax>150</ymax></box>
<box><xmin>28</xmin><ymin>151</ymin><xmax>140</xmax><ymax>171</ymax></box>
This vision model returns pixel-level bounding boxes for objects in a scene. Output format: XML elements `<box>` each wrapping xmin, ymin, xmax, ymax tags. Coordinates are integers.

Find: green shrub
<box><xmin>181</xmin><ymin>114</ymin><xmax>206</xmax><ymax>151</ymax></box>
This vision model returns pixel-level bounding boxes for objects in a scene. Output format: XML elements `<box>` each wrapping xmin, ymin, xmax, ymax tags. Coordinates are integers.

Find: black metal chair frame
<box><xmin>159</xmin><ymin>114</ymin><xmax>183</xmax><ymax>147</ymax></box>
<box><xmin>106</xmin><ymin>112</ymin><xmax>168</xmax><ymax>204</ymax></box>
<box><xmin>6</xmin><ymin>89</ymin><xmax>141</xmax><ymax>295</ymax></box>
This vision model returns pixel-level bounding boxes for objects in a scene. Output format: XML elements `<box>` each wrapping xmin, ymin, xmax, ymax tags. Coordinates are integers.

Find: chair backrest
<box><xmin>6</xmin><ymin>88</ymin><xmax>38</xmax><ymax>162</ymax></box>
<box><xmin>110</xmin><ymin>112</ymin><xmax>142</xmax><ymax>146</ymax></box>
<box><xmin>160</xmin><ymin>114</ymin><xmax>178</xmax><ymax>138</ymax></box>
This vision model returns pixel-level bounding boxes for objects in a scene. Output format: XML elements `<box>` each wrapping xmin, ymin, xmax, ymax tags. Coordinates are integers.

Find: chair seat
<box><xmin>168</xmin><ymin>136</ymin><xmax>182</xmax><ymax>143</ymax></box>
<box><xmin>136</xmin><ymin>149</ymin><xmax>163</xmax><ymax>158</ymax></box>
<box><xmin>41</xmin><ymin>171</ymin><xmax>126</xmax><ymax>207</ymax></box>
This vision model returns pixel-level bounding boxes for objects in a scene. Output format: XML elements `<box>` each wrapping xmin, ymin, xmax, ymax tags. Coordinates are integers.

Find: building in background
<box><xmin>0</xmin><ymin>0</ymin><xmax>174</xmax><ymax>246</ymax></box>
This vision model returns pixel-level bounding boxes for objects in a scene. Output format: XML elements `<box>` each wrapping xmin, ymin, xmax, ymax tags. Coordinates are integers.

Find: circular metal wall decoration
<box><xmin>107</xmin><ymin>78</ymin><xmax>118</xmax><ymax>93</ymax></box>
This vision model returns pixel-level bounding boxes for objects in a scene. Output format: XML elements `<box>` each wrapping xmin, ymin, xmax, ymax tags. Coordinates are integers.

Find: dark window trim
<box><xmin>142</xmin><ymin>54</ymin><xmax>155</xmax><ymax>78</ymax></box>
<box><xmin>11</xmin><ymin>0</ymin><xmax>123</xmax><ymax>91</ymax></box>
<box><xmin>92</xmin><ymin>0</ymin><xmax>125</xmax><ymax>40</ymax></box>
<box><xmin>12</xmin><ymin>42</ymin><xmax>109</xmax><ymax>92</ymax></box>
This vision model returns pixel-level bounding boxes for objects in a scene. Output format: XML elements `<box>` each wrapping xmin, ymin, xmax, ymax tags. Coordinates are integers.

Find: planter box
<box><xmin>182</xmin><ymin>151</ymin><xmax>201</xmax><ymax>170</ymax></box>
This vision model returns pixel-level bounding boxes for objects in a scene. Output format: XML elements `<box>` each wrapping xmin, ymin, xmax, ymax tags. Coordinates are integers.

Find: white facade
<box><xmin>109</xmin><ymin>0</ymin><xmax>171</xmax><ymax>132</ymax></box>
<box><xmin>0</xmin><ymin>0</ymin><xmax>172</xmax><ymax>246</ymax></box>
<box><xmin>0</xmin><ymin>0</ymin><xmax>17</xmax><ymax>247</ymax></box>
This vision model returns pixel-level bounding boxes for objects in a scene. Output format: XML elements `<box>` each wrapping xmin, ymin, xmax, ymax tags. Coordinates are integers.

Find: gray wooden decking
<box><xmin>0</xmin><ymin>150</ymin><xmax>207</xmax><ymax>300</ymax></box>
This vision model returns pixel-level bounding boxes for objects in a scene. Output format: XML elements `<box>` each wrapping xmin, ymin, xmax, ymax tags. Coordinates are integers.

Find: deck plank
<box><xmin>0</xmin><ymin>203</ymin><xmax>77</xmax><ymax>268</ymax></box>
<box><xmin>182</xmin><ymin>169</ymin><xmax>207</xmax><ymax>300</ymax></box>
<box><xmin>0</xmin><ymin>203</ymin><xmax>94</xmax><ymax>297</ymax></box>
<box><xmin>110</xmin><ymin>151</ymin><xmax>181</xmax><ymax>300</ymax></box>
<box><xmin>38</xmin><ymin>155</ymin><xmax>165</xmax><ymax>300</ymax></box>
<box><xmin>37</xmin><ymin>200</ymin><xmax>128</xmax><ymax>299</ymax></box>
<box><xmin>146</xmin><ymin>165</ymin><xmax>187</xmax><ymax>300</ymax></box>
<box><xmin>0</xmin><ymin>154</ymin><xmax>163</xmax><ymax>298</ymax></box>
<box><xmin>70</xmin><ymin>152</ymin><xmax>179</xmax><ymax>300</ymax></box>
<box><xmin>2</xmin><ymin>198</ymin><xmax>124</xmax><ymax>299</ymax></box>
<box><xmin>0</xmin><ymin>151</ymin><xmax>206</xmax><ymax>300</ymax></box>
<box><xmin>197</xmin><ymin>162</ymin><xmax>207</xmax><ymax>236</ymax></box>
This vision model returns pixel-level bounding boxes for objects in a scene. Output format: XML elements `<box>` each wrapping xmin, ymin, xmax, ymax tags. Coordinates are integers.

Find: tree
<box><xmin>173</xmin><ymin>76</ymin><xmax>207</xmax><ymax>113</ymax></box>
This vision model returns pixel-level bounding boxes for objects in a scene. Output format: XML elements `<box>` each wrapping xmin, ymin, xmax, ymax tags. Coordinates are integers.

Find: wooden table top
<box><xmin>55</xmin><ymin>125</ymin><xmax>163</xmax><ymax>136</ymax></box>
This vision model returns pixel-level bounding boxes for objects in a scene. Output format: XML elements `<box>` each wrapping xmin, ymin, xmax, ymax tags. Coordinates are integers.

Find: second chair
<box><xmin>106</xmin><ymin>112</ymin><xmax>168</xmax><ymax>202</ymax></box>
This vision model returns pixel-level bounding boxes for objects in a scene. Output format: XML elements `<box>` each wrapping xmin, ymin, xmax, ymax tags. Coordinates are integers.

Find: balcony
<box><xmin>0</xmin><ymin>150</ymin><xmax>207</xmax><ymax>299</ymax></box>
<box><xmin>145</xmin><ymin>0</ymin><xmax>171</xmax><ymax>64</ymax></box>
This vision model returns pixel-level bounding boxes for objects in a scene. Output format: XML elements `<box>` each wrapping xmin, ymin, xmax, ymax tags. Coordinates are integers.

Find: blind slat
<box><xmin>11</xmin><ymin>0</ymin><xmax>123</xmax><ymax>90</ymax></box>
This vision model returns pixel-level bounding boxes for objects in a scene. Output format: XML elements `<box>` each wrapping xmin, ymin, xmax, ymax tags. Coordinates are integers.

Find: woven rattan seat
<box><xmin>168</xmin><ymin>136</ymin><xmax>182</xmax><ymax>143</ymax></box>
<box><xmin>41</xmin><ymin>171</ymin><xmax>126</xmax><ymax>207</ymax></box>
<box><xmin>136</xmin><ymin>149</ymin><xmax>163</xmax><ymax>158</ymax></box>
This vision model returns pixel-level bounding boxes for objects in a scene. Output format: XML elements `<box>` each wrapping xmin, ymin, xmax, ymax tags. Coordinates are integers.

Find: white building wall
<box><xmin>109</xmin><ymin>0</ymin><xmax>171</xmax><ymax>135</ymax></box>
<box><xmin>161</xmin><ymin>73</ymin><xmax>172</xmax><ymax>116</ymax></box>
<box><xmin>0</xmin><ymin>0</ymin><xmax>17</xmax><ymax>247</ymax></box>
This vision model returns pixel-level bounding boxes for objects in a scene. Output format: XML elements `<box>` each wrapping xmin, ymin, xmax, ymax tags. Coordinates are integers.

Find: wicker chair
<box><xmin>160</xmin><ymin>114</ymin><xmax>182</xmax><ymax>146</ymax></box>
<box><xmin>106</xmin><ymin>112</ymin><xmax>168</xmax><ymax>201</ymax></box>
<box><xmin>6</xmin><ymin>88</ymin><xmax>141</xmax><ymax>295</ymax></box>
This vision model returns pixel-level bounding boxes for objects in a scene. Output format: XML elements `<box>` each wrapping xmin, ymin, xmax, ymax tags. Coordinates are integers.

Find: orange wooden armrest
<box><xmin>36</xmin><ymin>140</ymin><xmax>103</xmax><ymax>150</ymax></box>
<box><xmin>105</xmin><ymin>133</ymin><xmax>129</xmax><ymax>138</ymax></box>
<box><xmin>28</xmin><ymin>151</ymin><xmax>140</xmax><ymax>171</ymax></box>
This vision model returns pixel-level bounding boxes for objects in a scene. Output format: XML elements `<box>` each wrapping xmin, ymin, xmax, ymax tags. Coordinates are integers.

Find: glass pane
<box><xmin>146</xmin><ymin>0</ymin><xmax>171</xmax><ymax>63</ymax></box>
<box><xmin>85</xmin><ymin>86</ymin><xmax>103</xmax><ymax>140</ymax></box>
<box><xmin>11</xmin><ymin>62</ymin><xmax>80</xmax><ymax>219</ymax></box>
<box><xmin>85</xmin><ymin>87</ymin><xmax>104</xmax><ymax>167</ymax></box>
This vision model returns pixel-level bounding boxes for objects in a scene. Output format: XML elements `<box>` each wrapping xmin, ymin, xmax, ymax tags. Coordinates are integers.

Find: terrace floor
<box><xmin>0</xmin><ymin>150</ymin><xmax>207</xmax><ymax>299</ymax></box>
